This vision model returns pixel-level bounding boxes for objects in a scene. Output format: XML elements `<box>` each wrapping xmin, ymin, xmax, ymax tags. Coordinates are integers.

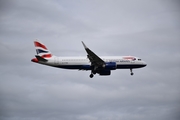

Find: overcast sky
<box><xmin>0</xmin><ymin>0</ymin><xmax>180</xmax><ymax>120</ymax></box>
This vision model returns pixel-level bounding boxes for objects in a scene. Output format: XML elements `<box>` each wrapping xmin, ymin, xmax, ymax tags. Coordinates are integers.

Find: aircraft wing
<box><xmin>82</xmin><ymin>41</ymin><xmax>105</xmax><ymax>67</ymax></box>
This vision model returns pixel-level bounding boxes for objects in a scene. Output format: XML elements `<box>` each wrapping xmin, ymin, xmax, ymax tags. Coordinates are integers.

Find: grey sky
<box><xmin>0</xmin><ymin>0</ymin><xmax>180</xmax><ymax>120</ymax></box>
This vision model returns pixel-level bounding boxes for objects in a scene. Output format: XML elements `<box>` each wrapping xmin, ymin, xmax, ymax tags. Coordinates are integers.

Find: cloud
<box><xmin>0</xmin><ymin>0</ymin><xmax>180</xmax><ymax>120</ymax></box>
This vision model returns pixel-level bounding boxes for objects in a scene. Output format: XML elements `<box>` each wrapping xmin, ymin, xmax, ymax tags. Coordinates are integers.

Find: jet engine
<box><xmin>104</xmin><ymin>62</ymin><xmax>117</xmax><ymax>70</ymax></box>
<box><xmin>99</xmin><ymin>70</ymin><xmax>111</xmax><ymax>75</ymax></box>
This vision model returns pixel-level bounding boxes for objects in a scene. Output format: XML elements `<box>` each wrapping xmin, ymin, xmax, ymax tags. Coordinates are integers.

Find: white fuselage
<box><xmin>37</xmin><ymin>56</ymin><xmax>146</xmax><ymax>70</ymax></box>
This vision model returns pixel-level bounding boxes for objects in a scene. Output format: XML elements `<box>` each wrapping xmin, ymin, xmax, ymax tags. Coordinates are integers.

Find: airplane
<box><xmin>31</xmin><ymin>40</ymin><xmax>147</xmax><ymax>78</ymax></box>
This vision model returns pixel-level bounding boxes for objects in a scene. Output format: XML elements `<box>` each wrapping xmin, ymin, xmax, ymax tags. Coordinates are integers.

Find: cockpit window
<box><xmin>138</xmin><ymin>59</ymin><xmax>141</xmax><ymax>61</ymax></box>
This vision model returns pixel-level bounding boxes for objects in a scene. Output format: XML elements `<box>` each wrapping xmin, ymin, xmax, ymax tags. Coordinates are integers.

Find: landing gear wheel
<box><xmin>90</xmin><ymin>74</ymin><xmax>94</xmax><ymax>78</ymax></box>
<box><xmin>131</xmin><ymin>72</ymin><xmax>134</xmax><ymax>76</ymax></box>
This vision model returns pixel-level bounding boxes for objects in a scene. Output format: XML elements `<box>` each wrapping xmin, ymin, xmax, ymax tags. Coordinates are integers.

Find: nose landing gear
<box><xmin>130</xmin><ymin>69</ymin><xmax>134</xmax><ymax>76</ymax></box>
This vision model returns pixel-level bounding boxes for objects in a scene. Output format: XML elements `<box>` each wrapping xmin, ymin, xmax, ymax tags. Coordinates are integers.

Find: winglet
<box><xmin>81</xmin><ymin>41</ymin><xmax>88</xmax><ymax>49</ymax></box>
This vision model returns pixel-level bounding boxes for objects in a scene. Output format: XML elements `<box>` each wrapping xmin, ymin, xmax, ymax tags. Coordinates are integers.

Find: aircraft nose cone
<box><xmin>142</xmin><ymin>62</ymin><xmax>147</xmax><ymax>67</ymax></box>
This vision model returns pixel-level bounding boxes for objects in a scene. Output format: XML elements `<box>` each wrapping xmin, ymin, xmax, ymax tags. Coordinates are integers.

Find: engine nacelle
<box><xmin>104</xmin><ymin>62</ymin><xmax>117</xmax><ymax>70</ymax></box>
<box><xmin>99</xmin><ymin>70</ymin><xmax>111</xmax><ymax>75</ymax></box>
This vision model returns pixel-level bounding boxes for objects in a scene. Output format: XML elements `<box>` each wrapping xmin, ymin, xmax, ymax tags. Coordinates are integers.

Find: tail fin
<box><xmin>34</xmin><ymin>40</ymin><xmax>53</xmax><ymax>58</ymax></box>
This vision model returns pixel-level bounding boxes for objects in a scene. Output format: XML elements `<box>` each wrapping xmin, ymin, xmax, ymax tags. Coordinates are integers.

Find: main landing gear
<box><xmin>130</xmin><ymin>69</ymin><xmax>134</xmax><ymax>76</ymax></box>
<box><xmin>89</xmin><ymin>69</ymin><xmax>97</xmax><ymax>78</ymax></box>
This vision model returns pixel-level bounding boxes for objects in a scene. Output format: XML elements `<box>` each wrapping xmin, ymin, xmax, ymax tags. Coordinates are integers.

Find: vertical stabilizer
<box><xmin>34</xmin><ymin>40</ymin><xmax>52</xmax><ymax>58</ymax></box>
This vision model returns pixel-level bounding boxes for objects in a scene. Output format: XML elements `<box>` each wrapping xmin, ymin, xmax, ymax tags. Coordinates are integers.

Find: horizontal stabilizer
<box><xmin>35</xmin><ymin>55</ymin><xmax>48</xmax><ymax>62</ymax></box>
